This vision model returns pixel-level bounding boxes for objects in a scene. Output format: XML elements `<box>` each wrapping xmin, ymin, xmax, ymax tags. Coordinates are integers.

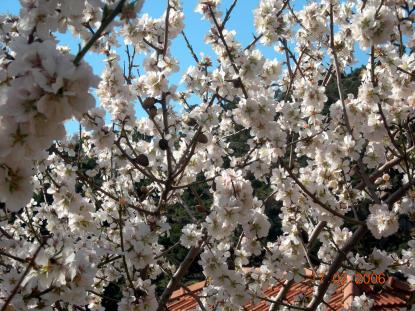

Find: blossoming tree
<box><xmin>1</xmin><ymin>0</ymin><xmax>415</xmax><ymax>310</ymax></box>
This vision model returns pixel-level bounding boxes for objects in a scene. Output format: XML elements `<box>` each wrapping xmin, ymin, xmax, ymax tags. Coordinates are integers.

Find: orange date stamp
<box><xmin>320</xmin><ymin>272</ymin><xmax>387</xmax><ymax>287</ymax></box>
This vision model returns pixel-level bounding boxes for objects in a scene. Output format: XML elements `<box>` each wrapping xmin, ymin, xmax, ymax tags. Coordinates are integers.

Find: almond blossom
<box><xmin>0</xmin><ymin>0</ymin><xmax>415</xmax><ymax>310</ymax></box>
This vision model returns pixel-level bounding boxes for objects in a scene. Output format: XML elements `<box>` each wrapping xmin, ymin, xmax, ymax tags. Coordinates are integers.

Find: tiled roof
<box><xmin>167</xmin><ymin>273</ymin><xmax>414</xmax><ymax>310</ymax></box>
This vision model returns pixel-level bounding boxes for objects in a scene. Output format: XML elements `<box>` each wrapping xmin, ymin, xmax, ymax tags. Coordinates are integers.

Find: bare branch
<box><xmin>74</xmin><ymin>0</ymin><xmax>127</xmax><ymax>65</ymax></box>
<box><xmin>269</xmin><ymin>221</ymin><xmax>326</xmax><ymax>310</ymax></box>
<box><xmin>329</xmin><ymin>3</ymin><xmax>380</xmax><ymax>204</ymax></box>
<box><xmin>1</xmin><ymin>239</ymin><xmax>47</xmax><ymax>311</ymax></box>
<box><xmin>281</xmin><ymin>161</ymin><xmax>364</xmax><ymax>225</ymax></box>
<box><xmin>156</xmin><ymin>246</ymin><xmax>202</xmax><ymax>311</ymax></box>
<box><xmin>306</xmin><ymin>225</ymin><xmax>368</xmax><ymax>310</ymax></box>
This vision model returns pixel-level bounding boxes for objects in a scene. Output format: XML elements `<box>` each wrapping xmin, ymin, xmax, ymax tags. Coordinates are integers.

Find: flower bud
<box><xmin>135</xmin><ymin>154</ymin><xmax>149</xmax><ymax>167</ymax></box>
<box><xmin>232</xmin><ymin>78</ymin><xmax>242</xmax><ymax>88</ymax></box>
<box><xmin>197</xmin><ymin>133</ymin><xmax>208</xmax><ymax>144</ymax></box>
<box><xmin>143</xmin><ymin>97</ymin><xmax>156</xmax><ymax>108</ymax></box>
<box><xmin>149</xmin><ymin>106</ymin><xmax>157</xmax><ymax>118</ymax></box>
<box><xmin>184</xmin><ymin>116</ymin><xmax>197</xmax><ymax>126</ymax></box>
<box><xmin>159</xmin><ymin>139</ymin><xmax>169</xmax><ymax>150</ymax></box>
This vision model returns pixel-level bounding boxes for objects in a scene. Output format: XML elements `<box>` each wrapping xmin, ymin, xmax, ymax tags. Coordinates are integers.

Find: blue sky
<box><xmin>0</xmin><ymin>0</ymin><xmax>367</xmax><ymax>133</ymax></box>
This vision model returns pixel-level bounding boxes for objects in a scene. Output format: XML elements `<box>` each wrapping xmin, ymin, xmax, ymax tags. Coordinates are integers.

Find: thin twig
<box><xmin>163</xmin><ymin>0</ymin><xmax>171</xmax><ymax>57</ymax></box>
<box><xmin>181</xmin><ymin>31</ymin><xmax>199</xmax><ymax>63</ymax></box>
<box><xmin>1</xmin><ymin>239</ymin><xmax>46</xmax><ymax>311</ymax></box>
<box><xmin>207</xmin><ymin>4</ymin><xmax>248</xmax><ymax>99</ymax></box>
<box><xmin>329</xmin><ymin>3</ymin><xmax>380</xmax><ymax>204</ymax></box>
<box><xmin>281</xmin><ymin>161</ymin><xmax>364</xmax><ymax>225</ymax></box>
<box><xmin>222</xmin><ymin>0</ymin><xmax>238</xmax><ymax>29</ymax></box>
<box><xmin>156</xmin><ymin>246</ymin><xmax>202</xmax><ymax>311</ymax></box>
<box><xmin>306</xmin><ymin>225</ymin><xmax>368</xmax><ymax>310</ymax></box>
<box><xmin>74</xmin><ymin>0</ymin><xmax>127</xmax><ymax>65</ymax></box>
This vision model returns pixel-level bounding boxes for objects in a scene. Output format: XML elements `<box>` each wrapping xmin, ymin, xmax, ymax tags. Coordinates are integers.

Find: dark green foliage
<box><xmin>325</xmin><ymin>66</ymin><xmax>363</xmax><ymax>104</ymax></box>
<box><xmin>250</xmin><ymin>177</ymin><xmax>282</xmax><ymax>241</ymax></box>
<box><xmin>132</xmin><ymin>128</ymin><xmax>153</xmax><ymax>143</ymax></box>
<box><xmin>352</xmin><ymin>168</ymin><xmax>414</xmax><ymax>255</ymax></box>
<box><xmin>154</xmin><ymin>175</ymin><xmax>211</xmax><ymax>295</ymax></box>
<box><xmin>228</xmin><ymin>126</ymin><xmax>251</xmax><ymax>159</ymax></box>
<box><xmin>356</xmin><ymin>215</ymin><xmax>414</xmax><ymax>255</ymax></box>
<box><xmin>102</xmin><ymin>280</ymin><xmax>123</xmax><ymax>311</ymax></box>
<box><xmin>323</xmin><ymin>66</ymin><xmax>364</xmax><ymax>116</ymax></box>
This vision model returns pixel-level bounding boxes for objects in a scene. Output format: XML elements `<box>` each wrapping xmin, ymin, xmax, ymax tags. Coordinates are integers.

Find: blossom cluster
<box><xmin>1</xmin><ymin>0</ymin><xmax>415</xmax><ymax>310</ymax></box>
<box><xmin>0</xmin><ymin>35</ymin><xmax>98</xmax><ymax>212</ymax></box>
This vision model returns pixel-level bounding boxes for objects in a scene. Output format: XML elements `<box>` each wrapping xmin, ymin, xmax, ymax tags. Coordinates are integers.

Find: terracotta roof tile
<box><xmin>167</xmin><ymin>275</ymin><xmax>414</xmax><ymax>311</ymax></box>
